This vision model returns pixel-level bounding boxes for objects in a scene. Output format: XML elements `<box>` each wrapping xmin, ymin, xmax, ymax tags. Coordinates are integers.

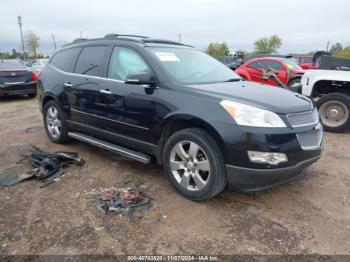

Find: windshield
<box><xmin>146</xmin><ymin>47</ymin><xmax>241</xmax><ymax>84</ymax></box>
<box><xmin>282</xmin><ymin>59</ymin><xmax>303</xmax><ymax>70</ymax></box>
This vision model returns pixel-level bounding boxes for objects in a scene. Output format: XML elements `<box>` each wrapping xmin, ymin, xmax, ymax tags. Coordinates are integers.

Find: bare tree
<box><xmin>25</xmin><ymin>30</ymin><xmax>40</xmax><ymax>58</ymax></box>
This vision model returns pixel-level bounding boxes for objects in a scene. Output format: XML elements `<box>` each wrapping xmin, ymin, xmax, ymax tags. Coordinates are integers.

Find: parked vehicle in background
<box><xmin>0</xmin><ymin>60</ymin><xmax>38</xmax><ymax>97</ymax></box>
<box><xmin>301</xmin><ymin>69</ymin><xmax>350</xmax><ymax>133</ymax></box>
<box><xmin>297</xmin><ymin>55</ymin><xmax>320</xmax><ymax>70</ymax></box>
<box><xmin>235</xmin><ymin>57</ymin><xmax>305</xmax><ymax>91</ymax></box>
<box><xmin>30</xmin><ymin>59</ymin><xmax>49</xmax><ymax>73</ymax></box>
<box><xmin>37</xmin><ymin>34</ymin><xmax>322</xmax><ymax>200</ymax></box>
<box><xmin>243</xmin><ymin>54</ymin><xmax>293</xmax><ymax>62</ymax></box>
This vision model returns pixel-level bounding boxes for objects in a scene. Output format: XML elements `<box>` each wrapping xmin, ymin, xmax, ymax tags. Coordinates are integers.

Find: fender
<box><xmin>301</xmin><ymin>70</ymin><xmax>350</xmax><ymax>97</ymax></box>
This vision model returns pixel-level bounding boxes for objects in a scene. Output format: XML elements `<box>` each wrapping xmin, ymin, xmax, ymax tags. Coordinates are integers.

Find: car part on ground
<box><xmin>301</xmin><ymin>69</ymin><xmax>350</xmax><ymax>132</ymax></box>
<box><xmin>37</xmin><ymin>34</ymin><xmax>322</xmax><ymax>200</ymax></box>
<box><xmin>97</xmin><ymin>186</ymin><xmax>154</xmax><ymax>221</ymax></box>
<box><xmin>0</xmin><ymin>146</ymin><xmax>85</xmax><ymax>187</ymax></box>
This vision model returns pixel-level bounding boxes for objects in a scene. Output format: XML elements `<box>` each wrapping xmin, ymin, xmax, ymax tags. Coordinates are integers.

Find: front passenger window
<box><xmin>108</xmin><ymin>47</ymin><xmax>150</xmax><ymax>81</ymax></box>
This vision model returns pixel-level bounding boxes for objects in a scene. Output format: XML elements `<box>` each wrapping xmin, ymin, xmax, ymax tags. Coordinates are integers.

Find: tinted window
<box><xmin>74</xmin><ymin>46</ymin><xmax>108</xmax><ymax>77</ymax></box>
<box><xmin>248</xmin><ymin>61</ymin><xmax>266</xmax><ymax>70</ymax></box>
<box><xmin>50</xmin><ymin>48</ymin><xmax>81</xmax><ymax>72</ymax></box>
<box><xmin>108</xmin><ymin>47</ymin><xmax>150</xmax><ymax>81</ymax></box>
<box><xmin>248</xmin><ymin>60</ymin><xmax>284</xmax><ymax>71</ymax></box>
<box><xmin>265</xmin><ymin>61</ymin><xmax>284</xmax><ymax>70</ymax></box>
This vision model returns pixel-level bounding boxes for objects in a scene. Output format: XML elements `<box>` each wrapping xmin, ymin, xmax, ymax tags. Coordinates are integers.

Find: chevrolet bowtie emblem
<box><xmin>11</xmin><ymin>72</ymin><xmax>16</xmax><ymax>76</ymax></box>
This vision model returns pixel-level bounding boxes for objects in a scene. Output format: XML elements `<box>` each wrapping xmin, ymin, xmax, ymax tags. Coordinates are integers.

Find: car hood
<box><xmin>189</xmin><ymin>81</ymin><xmax>313</xmax><ymax>114</ymax></box>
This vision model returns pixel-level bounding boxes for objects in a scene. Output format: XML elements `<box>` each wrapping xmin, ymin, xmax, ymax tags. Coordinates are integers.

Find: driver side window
<box><xmin>108</xmin><ymin>47</ymin><xmax>150</xmax><ymax>81</ymax></box>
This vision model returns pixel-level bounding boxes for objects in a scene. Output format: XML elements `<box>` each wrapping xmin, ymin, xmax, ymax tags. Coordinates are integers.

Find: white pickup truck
<box><xmin>301</xmin><ymin>70</ymin><xmax>350</xmax><ymax>132</ymax></box>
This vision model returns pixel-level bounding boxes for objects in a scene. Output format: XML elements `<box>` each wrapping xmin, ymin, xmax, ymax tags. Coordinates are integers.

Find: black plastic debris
<box><xmin>97</xmin><ymin>186</ymin><xmax>154</xmax><ymax>221</ymax></box>
<box><xmin>0</xmin><ymin>145</ymin><xmax>85</xmax><ymax>187</ymax></box>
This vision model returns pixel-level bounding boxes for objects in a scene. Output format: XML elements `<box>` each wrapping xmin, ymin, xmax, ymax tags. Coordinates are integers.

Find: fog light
<box><xmin>248</xmin><ymin>151</ymin><xmax>288</xmax><ymax>165</ymax></box>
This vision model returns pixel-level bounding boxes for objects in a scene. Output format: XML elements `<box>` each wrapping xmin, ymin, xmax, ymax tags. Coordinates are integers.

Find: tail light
<box><xmin>31</xmin><ymin>71</ymin><xmax>40</xmax><ymax>81</ymax></box>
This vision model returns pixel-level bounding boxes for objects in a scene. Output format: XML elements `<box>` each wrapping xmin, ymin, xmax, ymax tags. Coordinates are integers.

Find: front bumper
<box><xmin>212</xmin><ymin>121</ymin><xmax>323</xmax><ymax>191</ymax></box>
<box><xmin>0</xmin><ymin>82</ymin><xmax>37</xmax><ymax>96</ymax></box>
<box><xmin>226</xmin><ymin>155</ymin><xmax>320</xmax><ymax>192</ymax></box>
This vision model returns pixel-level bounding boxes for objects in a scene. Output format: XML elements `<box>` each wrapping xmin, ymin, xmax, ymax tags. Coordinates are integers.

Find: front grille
<box><xmin>296</xmin><ymin>124</ymin><xmax>323</xmax><ymax>150</ymax></box>
<box><xmin>287</xmin><ymin>109</ymin><xmax>319</xmax><ymax>127</ymax></box>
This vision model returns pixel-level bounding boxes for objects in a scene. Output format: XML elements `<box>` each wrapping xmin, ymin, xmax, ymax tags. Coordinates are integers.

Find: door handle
<box><xmin>64</xmin><ymin>82</ymin><xmax>73</xmax><ymax>87</ymax></box>
<box><xmin>100</xmin><ymin>89</ymin><xmax>112</xmax><ymax>95</ymax></box>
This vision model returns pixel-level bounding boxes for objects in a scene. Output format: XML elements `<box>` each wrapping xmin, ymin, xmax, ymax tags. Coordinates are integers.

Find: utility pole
<box><xmin>17</xmin><ymin>16</ymin><xmax>25</xmax><ymax>60</ymax></box>
<box><xmin>178</xmin><ymin>34</ymin><xmax>182</xmax><ymax>42</ymax></box>
<box><xmin>52</xmin><ymin>33</ymin><xmax>57</xmax><ymax>50</ymax></box>
<box><xmin>326</xmin><ymin>40</ymin><xmax>330</xmax><ymax>52</ymax></box>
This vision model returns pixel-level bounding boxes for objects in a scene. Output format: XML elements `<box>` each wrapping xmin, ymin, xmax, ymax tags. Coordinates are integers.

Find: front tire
<box><xmin>316</xmin><ymin>93</ymin><xmax>350</xmax><ymax>133</ymax></box>
<box><xmin>43</xmin><ymin>100</ymin><xmax>69</xmax><ymax>143</ymax></box>
<box><xmin>163</xmin><ymin>128</ymin><xmax>227</xmax><ymax>201</ymax></box>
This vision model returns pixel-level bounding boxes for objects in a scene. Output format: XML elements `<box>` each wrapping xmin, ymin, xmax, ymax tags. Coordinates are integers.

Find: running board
<box><xmin>68</xmin><ymin>132</ymin><xmax>151</xmax><ymax>164</ymax></box>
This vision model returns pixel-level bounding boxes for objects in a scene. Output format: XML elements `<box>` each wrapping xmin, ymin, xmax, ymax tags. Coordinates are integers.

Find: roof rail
<box><xmin>141</xmin><ymin>38</ymin><xmax>192</xmax><ymax>47</ymax></box>
<box><xmin>104</xmin><ymin>34</ymin><xmax>149</xmax><ymax>39</ymax></box>
<box><xmin>72</xmin><ymin>38</ymin><xmax>87</xmax><ymax>44</ymax></box>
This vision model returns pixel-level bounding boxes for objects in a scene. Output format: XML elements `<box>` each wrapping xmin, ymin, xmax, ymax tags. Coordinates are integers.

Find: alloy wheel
<box><xmin>46</xmin><ymin>106</ymin><xmax>62</xmax><ymax>139</ymax></box>
<box><xmin>169</xmin><ymin>140</ymin><xmax>211</xmax><ymax>191</ymax></box>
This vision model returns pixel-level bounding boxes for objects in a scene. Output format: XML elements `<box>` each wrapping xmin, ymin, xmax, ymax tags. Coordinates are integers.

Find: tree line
<box><xmin>0</xmin><ymin>31</ymin><xmax>47</xmax><ymax>60</ymax></box>
<box><xmin>205</xmin><ymin>35</ymin><xmax>350</xmax><ymax>58</ymax></box>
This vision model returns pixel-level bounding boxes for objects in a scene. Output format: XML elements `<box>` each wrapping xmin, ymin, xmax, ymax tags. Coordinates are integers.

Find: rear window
<box><xmin>74</xmin><ymin>46</ymin><xmax>108</xmax><ymax>77</ymax></box>
<box><xmin>50</xmin><ymin>48</ymin><xmax>81</xmax><ymax>72</ymax></box>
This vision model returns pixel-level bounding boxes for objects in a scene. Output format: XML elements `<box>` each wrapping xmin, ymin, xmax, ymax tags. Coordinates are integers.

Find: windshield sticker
<box><xmin>155</xmin><ymin>52</ymin><xmax>180</xmax><ymax>62</ymax></box>
<box><xmin>286</xmin><ymin>63</ymin><xmax>294</xmax><ymax>69</ymax></box>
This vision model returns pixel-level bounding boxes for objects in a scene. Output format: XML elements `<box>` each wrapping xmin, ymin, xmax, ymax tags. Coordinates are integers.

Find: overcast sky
<box><xmin>1</xmin><ymin>0</ymin><xmax>349</xmax><ymax>55</ymax></box>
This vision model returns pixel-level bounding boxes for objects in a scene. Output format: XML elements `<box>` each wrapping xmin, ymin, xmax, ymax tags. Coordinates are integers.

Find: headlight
<box><xmin>220</xmin><ymin>100</ymin><xmax>286</xmax><ymax>128</ymax></box>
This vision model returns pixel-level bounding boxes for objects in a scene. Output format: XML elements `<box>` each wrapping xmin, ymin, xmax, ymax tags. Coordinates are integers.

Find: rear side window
<box><xmin>50</xmin><ymin>48</ymin><xmax>81</xmax><ymax>72</ymax></box>
<box><xmin>74</xmin><ymin>46</ymin><xmax>108</xmax><ymax>77</ymax></box>
<box><xmin>248</xmin><ymin>60</ymin><xmax>283</xmax><ymax>71</ymax></box>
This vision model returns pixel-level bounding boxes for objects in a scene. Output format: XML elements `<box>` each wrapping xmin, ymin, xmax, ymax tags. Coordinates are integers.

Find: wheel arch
<box><xmin>157</xmin><ymin>114</ymin><xmax>225</xmax><ymax>165</ymax></box>
<box><xmin>41</xmin><ymin>93</ymin><xmax>59</xmax><ymax>112</ymax></box>
<box><xmin>312</xmin><ymin>80</ymin><xmax>350</xmax><ymax>97</ymax></box>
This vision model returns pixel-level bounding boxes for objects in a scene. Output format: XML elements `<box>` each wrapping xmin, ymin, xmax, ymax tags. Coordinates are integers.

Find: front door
<box><xmin>88</xmin><ymin>46</ymin><xmax>158</xmax><ymax>145</ymax></box>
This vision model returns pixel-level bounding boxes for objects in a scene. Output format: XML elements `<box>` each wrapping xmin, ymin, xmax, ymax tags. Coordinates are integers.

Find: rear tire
<box><xmin>43</xmin><ymin>100</ymin><xmax>70</xmax><ymax>143</ymax></box>
<box><xmin>163</xmin><ymin>128</ymin><xmax>227</xmax><ymax>201</ymax></box>
<box><xmin>316</xmin><ymin>93</ymin><xmax>350</xmax><ymax>133</ymax></box>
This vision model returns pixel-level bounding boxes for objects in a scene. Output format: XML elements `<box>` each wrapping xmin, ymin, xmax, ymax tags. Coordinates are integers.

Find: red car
<box><xmin>235</xmin><ymin>57</ymin><xmax>305</xmax><ymax>88</ymax></box>
<box><xmin>297</xmin><ymin>55</ymin><xmax>320</xmax><ymax>70</ymax></box>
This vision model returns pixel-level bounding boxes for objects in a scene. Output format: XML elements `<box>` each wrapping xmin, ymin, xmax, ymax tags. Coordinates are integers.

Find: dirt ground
<box><xmin>0</xmin><ymin>96</ymin><xmax>349</xmax><ymax>256</ymax></box>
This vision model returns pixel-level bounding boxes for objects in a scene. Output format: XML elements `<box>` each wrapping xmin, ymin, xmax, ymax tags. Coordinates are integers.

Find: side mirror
<box><xmin>125</xmin><ymin>71</ymin><xmax>157</xmax><ymax>88</ymax></box>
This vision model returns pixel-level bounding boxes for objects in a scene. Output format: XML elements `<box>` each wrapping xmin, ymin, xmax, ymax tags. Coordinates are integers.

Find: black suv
<box><xmin>37</xmin><ymin>34</ymin><xmax>323</xmax><ymax>200</ymax></box>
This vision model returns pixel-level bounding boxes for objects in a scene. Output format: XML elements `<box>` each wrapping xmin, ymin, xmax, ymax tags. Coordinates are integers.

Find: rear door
<box><xmin>64</xmin><ymin>45</ymin><xmax>111</xmax><ymax>126</ymax></box>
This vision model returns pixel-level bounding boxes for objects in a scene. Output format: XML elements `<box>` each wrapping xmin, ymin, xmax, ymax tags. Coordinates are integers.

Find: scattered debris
<box><xmin>0</xmin><ymin>145</ymin><xmax>85</xmax><ymax>187</ymax></box>
<box><xmin>97</xmin><ymin>186</ymin><xmax>154</xmax><ymax>221</ymax></box>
